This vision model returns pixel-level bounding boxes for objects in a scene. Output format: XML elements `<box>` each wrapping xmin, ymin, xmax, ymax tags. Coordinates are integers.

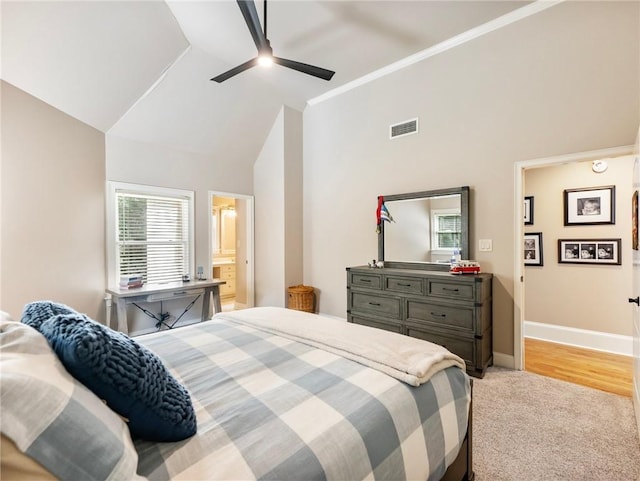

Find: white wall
<box><xmin>1</xmin><ymin>81</ymin><xmax>106</xmax><ymax>320</ymax></box>
<box><xmin>302</xmin><ymin>1</ymin><xmax>639</xmax><ymax>358</ymax></box>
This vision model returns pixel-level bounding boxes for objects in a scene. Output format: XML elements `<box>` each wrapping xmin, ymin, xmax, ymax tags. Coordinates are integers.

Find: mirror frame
<box><xmin>378</xmin><ymin>186</ymin><xmax>470</xmax><ymax>271</ymax></box>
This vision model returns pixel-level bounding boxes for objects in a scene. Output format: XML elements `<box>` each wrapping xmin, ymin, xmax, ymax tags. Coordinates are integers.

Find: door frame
<box><xmin>632</xmin><ymin>126</ymin><xmax>640</xmax><ymax>437</ymax></box>
<box><xmin>513</xmin><ymin>145</ymin><xmax>633</xmax><ymax>370</ymax></box>
<box><xmin>209</xmin><ymin>191</ymin><xmax>255</xmax><ymax>309</ymax></box>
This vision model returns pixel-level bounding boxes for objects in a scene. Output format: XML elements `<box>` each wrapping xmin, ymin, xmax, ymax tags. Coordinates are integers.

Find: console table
<box><xmin>105</xmin><ymin>279</ymin><xmax>226</xmax><ymax>334</ymax></box>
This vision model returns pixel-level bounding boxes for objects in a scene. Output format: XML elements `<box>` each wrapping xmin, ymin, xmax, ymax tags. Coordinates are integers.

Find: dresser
<box><xmin>347</xmin><ymin>265</ymin><xmax>493</xmax><ymax>378</ymax></box>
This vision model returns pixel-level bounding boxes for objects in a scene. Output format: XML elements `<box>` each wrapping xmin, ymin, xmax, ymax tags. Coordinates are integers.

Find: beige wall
<box><xmin>2</xmin><ymin>2</ymin><xmax>638</xmax><ymax>348</ymax></box>
<box><xmin>254</xmin><ymin>106</ymin><xmax>304</xmax><ymax>307</ymax></box>
<box><xmin>524</xmin><ymin>156</ymin><xmax>634</xmax><ymax>337</ymax></box>
<box><xmin>255</xmin><ymin>108</ymin><xmax>286</xmax><ymax>306</ymax></box>
<box><xmin>106</xmin><ymin>134</ymin><xmax>254</xmax><ymax>283</ymax></box>
<box><xmin>283</xmin><ymin>108</ymin><xmax>304</xmax><ymax>301</ymax></box>
<box><xmin>1</xmin><ymin>81</ymin><xmax>106</xmax><ymax>320</ymax></box>
<box><xmin>302</xmin><ymin>1</ymin><xmax>639</xmax><ymax>359</ymax></box>
<box><xmin>105</xmin><ymin>134</ymin><xmax>259</xmax><ymax>331</ymax></box>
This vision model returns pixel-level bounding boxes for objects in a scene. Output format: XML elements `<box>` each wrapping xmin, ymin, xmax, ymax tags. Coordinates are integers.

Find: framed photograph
<box><xmin>524</xmin><ymin>232</ymin><xmax>543</xmax><ymax>266</ymax></box>
<box><xmin>524</xmin><ymin>196</ymin><xmax>534</xmax><ymax>225</ymax></box>
<box><xmin>633</xmin><ymin>191</ymin><xmax>638</xmax><ymax>250</ymax></box>
<box><xmin>557</xmin><ymin>238</ymin><xmax>621</xmax><ymax>265</ymax></box>
<box><xmin>563</xmin><ymin>185</ymin><xmax>615</xmax><ymax>225</ymax></box>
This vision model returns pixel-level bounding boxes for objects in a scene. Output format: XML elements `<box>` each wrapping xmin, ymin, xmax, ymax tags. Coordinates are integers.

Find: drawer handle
<box><xmin>398</xmin><ymin>283</ymin><xmax>412</xmax><ymax>287</ymax></box>
<box><xmin>368</xmin><ymin>302</ymin><xmax>381</xmax><ymax>306</ymax></box>
<box><xmin>360</xmin><ymin>279</ymin><xmax>372</xmax><ymax>283</ymax></box>
<box><xmin>442</xmin><ymin>287</ymin><xmax>460</xmax><ymax>293</ymax></box>
<box><xmin>430</xmin><ymin>312</ymin><xmax>446</xmax><ymax>318</ymax></box>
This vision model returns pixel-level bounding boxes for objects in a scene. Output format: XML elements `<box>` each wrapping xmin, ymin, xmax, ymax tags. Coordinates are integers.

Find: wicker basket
<box><xmin>287</xmin><ymin>285</ymin><xmax>315</xmax><ymax>313</ymax></box>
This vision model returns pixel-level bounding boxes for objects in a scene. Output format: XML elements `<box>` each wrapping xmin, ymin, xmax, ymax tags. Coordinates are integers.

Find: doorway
<box><xmin>513</xmin><ymin>145</ymin><xmax>633</xmax><ymax>370</ymax></box>
<box><xmin>209</xmin><ymin>191</ymin><xmax>255</xmax><ymax>312</ymax></box>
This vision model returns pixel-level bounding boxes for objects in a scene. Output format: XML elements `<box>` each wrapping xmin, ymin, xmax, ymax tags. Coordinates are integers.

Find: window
<box><xmin>432</xmin><ymin>210</ymin><xmax>461</xmax><ymax>251</ymax></box>
<box><xmin>107</xmin><ymin>182</ymin><xmax>194</xmax><ymax>286</ymax></box>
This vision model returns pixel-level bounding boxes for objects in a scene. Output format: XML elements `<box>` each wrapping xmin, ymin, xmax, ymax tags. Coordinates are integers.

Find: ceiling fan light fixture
<box><xmin>210</xmin><ymin>0</ymin><xmax>335</xmax><ymax>83</ymax></box>
<box><xmin>258</xmin><ymin>55</ymin><xmax>273</xmax><ymax>67</ymax></box>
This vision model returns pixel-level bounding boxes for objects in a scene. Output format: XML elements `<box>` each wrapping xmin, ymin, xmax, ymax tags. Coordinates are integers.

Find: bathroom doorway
<box><xmin>209</xmin><ymin>191</ymin><xmax>254</xmax><ymax>312</ymax></box>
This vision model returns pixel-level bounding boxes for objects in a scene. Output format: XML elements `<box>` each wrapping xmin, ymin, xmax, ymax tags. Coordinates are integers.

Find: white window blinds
<box><xmin>434</xmin><ymin>213</ymin><xmax>462</xmax><ymax>249</ymax></box>
<box><xmin>112</xmin><ymin>186</ymin><xmax>193</xmax><ymax>285</ymax></box>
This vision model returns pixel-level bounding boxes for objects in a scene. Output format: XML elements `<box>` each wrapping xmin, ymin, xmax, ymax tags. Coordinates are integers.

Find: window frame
<box><xmin>106</xmin><ymin>181</ymin><xmax>195</xmax><ymax>288</ymax></box>
<box><xmin>431</xmin><ymin>208</ymin><xmax>462</xmax><ymax>253</ymax></box>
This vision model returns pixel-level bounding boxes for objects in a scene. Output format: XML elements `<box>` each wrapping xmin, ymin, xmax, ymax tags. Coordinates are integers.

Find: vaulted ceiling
<box><xmin>2</xmin><ymin>0</ymin><xmax>531</xmax><ymax>157</ymax></box>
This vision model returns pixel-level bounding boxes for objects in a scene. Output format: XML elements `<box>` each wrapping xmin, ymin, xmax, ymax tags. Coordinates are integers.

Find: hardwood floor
<box><xmin>524</xmin><ymin>337</ymin><xmax>633</xmax><ymax>397</ymax></box>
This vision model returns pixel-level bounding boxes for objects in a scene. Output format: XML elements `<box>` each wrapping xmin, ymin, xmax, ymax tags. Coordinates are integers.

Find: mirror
<box><xmin>212</xmin><ymin>200</ymin><xmax>237</xmax><ymax>257</ymax></box>
<box><xmin>378</xmin><ymin>186</ymin><xmax>470</xmax><ymax>271</ymax></box>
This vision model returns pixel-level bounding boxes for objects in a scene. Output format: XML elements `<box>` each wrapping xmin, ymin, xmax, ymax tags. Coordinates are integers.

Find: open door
<box><xmin>631</xmin><ymin>127</ymin><xmax>640</xmax><ymax>437</ymax></box>
<box><xmin>209</xmin><ymin>191</ymin><xmax>255</xmax><ymax>311</ymax></box>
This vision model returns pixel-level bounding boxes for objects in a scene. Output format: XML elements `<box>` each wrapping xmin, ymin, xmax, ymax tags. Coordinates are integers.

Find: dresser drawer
<box><xmin>349</xmin><ymin>271</ymin><xmax>382</xmax><ymax>289</ymax></box>
<box><xmin>407</xmin><ymin>326</ymin><xmax>476</xmax><ymax>367</ymax></box>
<box><xmin>385</xmin><ymin>276</ymin><xmax>423</xmax><ymax>295</ymax></box>
<box><xmin>349</xmin><ymin>315</ymin><xmax>403</xmax><ymax>334</ymax></box>
<box><xmin>406</xmin><ymin>300</ymin><xmax>475</xmax><ymax>334</ymax></box>
<box><xmin>346</xmin><ymin>266</ymin><xmax>493</xmax><ymax>378</ymax></box>
<box><xmin>220</xmin><ymin>264</ymin><xmax>235</xmax><ymax>275</ymax></box>
<box><xmin>427</xmin><ymin>279</ymin><xmax>474</xmax><ymax>301</ymax></box>
<box><xmin>350</xmin><ymin>292</ymin><xmax>401</xmax><ymax>319</ymax></box>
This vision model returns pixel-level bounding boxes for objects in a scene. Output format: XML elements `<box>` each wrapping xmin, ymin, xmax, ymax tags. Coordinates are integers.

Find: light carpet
<box><xmin>472</xmin><ymin>367</ymin><xmax>640</xmax><ymax>481</ymax></box>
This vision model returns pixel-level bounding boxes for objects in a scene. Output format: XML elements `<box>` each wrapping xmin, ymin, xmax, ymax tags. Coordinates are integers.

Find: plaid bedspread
<box><xmin>134</xmin><ymin>313</ymin><xmax>470</xmax><ymax>481</ymax></box>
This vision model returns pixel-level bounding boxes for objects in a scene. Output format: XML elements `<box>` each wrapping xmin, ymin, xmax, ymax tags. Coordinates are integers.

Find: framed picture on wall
<box><xmin>557</xmin><ymin>238</ymin><xmax>621</xmax><ymax>265</ymax></box>
<box><xmin>524</xmin><ymin>232</ymin><xmax>543</xmax><ymax>266</ymax></box>
<box><xmin>563</xmin><ymin>185</ymin><xmax>615</xmax><ymax>225</ymax></box>
<box><xmin>524</xmin><ymin>196</ymin><xmax>534</xmax><ymax>225</ymax></box>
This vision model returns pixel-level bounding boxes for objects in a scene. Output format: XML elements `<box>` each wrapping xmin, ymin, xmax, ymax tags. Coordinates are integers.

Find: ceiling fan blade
<box><xmin>212</xmin><ymin>1</ymin><xmax>337</xmax><ymax>84</ymax></box>
<box><xmin>211</xmin><ymin>58</ymin><xmax>258</xmax><ymax>83</ymax></box>
<box><xmin>273</xmin><ymin>56</ymin><xmax>335</xmax><ymax>81</ymax></box>
<box><xmin>237</xmin><ymin>0</ymin><xmax>269</xmax><ymax>52</ymax></box>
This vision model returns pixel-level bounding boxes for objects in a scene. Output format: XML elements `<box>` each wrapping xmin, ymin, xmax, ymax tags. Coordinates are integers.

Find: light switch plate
<box><xmin>479</xmin><ymin>239</ymin><xmax>493</xmax><ymax>252</ymax></box>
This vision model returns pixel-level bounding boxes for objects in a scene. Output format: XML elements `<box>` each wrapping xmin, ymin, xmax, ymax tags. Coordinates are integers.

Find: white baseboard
<box><xmin>524</xmin><ymin>320</ymin><xmax>632</xmax><ymax>357</ymax></box>
<box><xmin>493</xmin><ymin>352</ymin><xmax>515</xmax><ymax>369</ymax></box>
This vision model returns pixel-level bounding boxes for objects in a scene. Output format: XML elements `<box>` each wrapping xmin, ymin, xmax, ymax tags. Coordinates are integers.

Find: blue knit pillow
<box><xmin>21</xmin><ymin>302</ymin><xmax>197</xmax><ymax>442</ymax></box>
<box><xmin>20</xmin><ymin>300</ymin><xmax>77</xmax><ymax>330</ymax></box>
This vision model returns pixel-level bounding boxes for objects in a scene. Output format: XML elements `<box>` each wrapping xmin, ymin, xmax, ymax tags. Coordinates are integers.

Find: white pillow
<box><xmin>0</xmin><ymin>315</ymin><xmax>146</xmax><ymax>481</ymax></box>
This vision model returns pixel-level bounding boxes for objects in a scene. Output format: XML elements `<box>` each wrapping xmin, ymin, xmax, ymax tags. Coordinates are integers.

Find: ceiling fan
<box><xmin>211</xmin><ymin>0</ymin><xmax>335</xmax><ymax>83</ymax></box>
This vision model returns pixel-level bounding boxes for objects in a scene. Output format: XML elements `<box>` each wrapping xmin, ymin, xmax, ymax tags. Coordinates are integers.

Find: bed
<box><xmin>1</xmin><ymin>305</ymin><xmax>473</xmax><ymax>481</ymax></box>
